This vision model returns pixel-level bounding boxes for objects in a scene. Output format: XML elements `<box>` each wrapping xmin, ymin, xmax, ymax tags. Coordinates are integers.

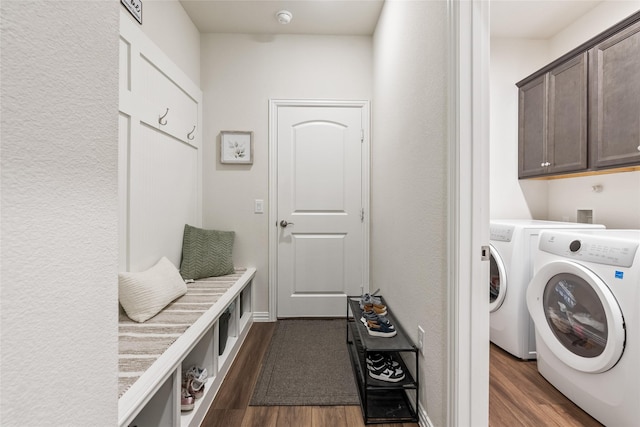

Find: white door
<box><xmin>272</xmin><ymin>101</ymin><xmax>368</xmax><ymax>317</ymax></box>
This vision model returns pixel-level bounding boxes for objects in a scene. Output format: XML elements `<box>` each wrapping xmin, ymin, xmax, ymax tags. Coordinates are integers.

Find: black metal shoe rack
<box><xmin>346</xmin><ymin>296</ymin><xmax>419</xmax><ymax>424</ymax></box>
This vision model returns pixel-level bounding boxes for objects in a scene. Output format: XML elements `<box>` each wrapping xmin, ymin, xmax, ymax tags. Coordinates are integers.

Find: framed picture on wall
<box><xmin>220</xmin><ymin>131</ymin><xmax>253</xmax><ymax>164</ymax></box>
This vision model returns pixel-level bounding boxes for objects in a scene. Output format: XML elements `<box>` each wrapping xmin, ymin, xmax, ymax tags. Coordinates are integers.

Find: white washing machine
<box><xmin>489</xmin><ymin>220</ymin><xmax>605</xmax><ymax>360</ymax></box>
<box><xmin>527</xmin><ymin>229</ymin><xmax>640</xmax><ymax>426</ymax></box>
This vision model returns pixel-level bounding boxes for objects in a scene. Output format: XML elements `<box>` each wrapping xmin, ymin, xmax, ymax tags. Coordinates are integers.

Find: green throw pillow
<box><xmin>180</xmin><ymin>225</ymin><xmax>235</xmax><ymax>280</ymax></box>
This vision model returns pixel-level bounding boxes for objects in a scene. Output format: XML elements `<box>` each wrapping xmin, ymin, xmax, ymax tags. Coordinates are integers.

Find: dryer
<box><xmin>489</xmin><ymin>220</ymin><xmax>604</xmax><ymax>360</ymax></box>
<box><xmin>527</xmin><ymin>229</ymin><xmax>640</xmax><ymax>426</ymax></box>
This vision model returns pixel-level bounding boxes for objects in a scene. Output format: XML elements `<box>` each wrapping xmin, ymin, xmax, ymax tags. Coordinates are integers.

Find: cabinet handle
<box><xmin>541</xmin><ymin>162</ymin><xmax>545</xmax><ymax>168</ymax></box>
<box><xmin>541</xmin><ymin>161</ymin><xmax>551</xmax><ymax>167</ymax></box>
<box><xmin>637</xmin><ymin>146</ymin><xmax>640</xmax><ymax>152</ymax></box>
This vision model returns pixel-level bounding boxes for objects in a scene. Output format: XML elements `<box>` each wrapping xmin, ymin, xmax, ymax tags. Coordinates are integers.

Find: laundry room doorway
<box><xmin>268</xmin><ymin>100</ymin><xmax>370</xmax><ymax>318</ymax></box>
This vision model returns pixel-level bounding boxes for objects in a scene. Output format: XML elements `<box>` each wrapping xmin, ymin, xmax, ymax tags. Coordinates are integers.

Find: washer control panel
<box><xmin>490</xmin><ymin>225</ymin><xmax>514</xmax><ymax>242</ymax></box>
<box><xmin>539</xmin><ymin>231</ymin><xmax>638</xmax><ymax>268</ymax></box>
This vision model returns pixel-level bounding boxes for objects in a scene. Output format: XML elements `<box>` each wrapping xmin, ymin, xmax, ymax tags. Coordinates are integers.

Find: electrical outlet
<box><xmin>417</xmin><ymin>326</ymin><xmax>425</xmax><ymax>354</ymax></box>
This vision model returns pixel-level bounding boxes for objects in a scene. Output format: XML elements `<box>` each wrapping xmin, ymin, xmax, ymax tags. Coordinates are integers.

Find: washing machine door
<box><xmin>527</xmin><ymin>260</ymin><xmax>625</xmax><ymax>373</ymax></box>
<box><xmin>489</xmin><ymin>245</ymin><xmax>507</xmax><ymax>312</ymax></box>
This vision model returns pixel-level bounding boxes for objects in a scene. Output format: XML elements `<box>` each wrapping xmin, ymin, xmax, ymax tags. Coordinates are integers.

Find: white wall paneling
<box><xmin>119</xmin><ymin>14</ymin><xmax>203</xmax><ymax>272</ymax></box>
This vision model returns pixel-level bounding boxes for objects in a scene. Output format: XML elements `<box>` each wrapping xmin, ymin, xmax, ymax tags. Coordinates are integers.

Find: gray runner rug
<box><xmin>250</xmin><ymin>318</ymin><xmax>360</xmax><ymax>406</ymax></box>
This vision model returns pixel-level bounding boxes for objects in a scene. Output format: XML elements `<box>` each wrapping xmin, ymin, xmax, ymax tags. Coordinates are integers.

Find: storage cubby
<box><xmin>218</xmin><ymin>301</ymin><xmax>238</xmax><ymax>369</ymax></box>
<box><xmin>240</xmin><ymin>285</ymin><xmax>251</xmax><ymax>323</ymax></box>
<box><xmin>346</xmin><ymin>296</ymin><xmax>419</xmax><ymax>424</ymax></box>
<box><xmin>129</xmin><ymin>373</ymin><xmax>179</xmax><ymax>427</ymax></box>
<box><xmin>182</xmin><ymin>328</ymin><xmax>217</xmax><ymax>384</ymax></box>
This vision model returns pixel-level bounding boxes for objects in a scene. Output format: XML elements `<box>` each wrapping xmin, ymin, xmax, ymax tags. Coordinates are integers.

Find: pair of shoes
<box><xmin>367</xmin><ymin>353</ymin><xmax>405</xmax><ymax>382</ymax></box>
<box><xmin>185</xmin><ymin>365</ymin><xmax>208</xmax><ymax>384</ymax></box>
<box><xmin>362</xmin><ymin>302</ymin><xmax>387</xmax><ymax>316</ymax></box>
<box><xmin>181</xmin><ymin>384</ymin><xmax>195</xmax><ymax>411</ymax></box>
<box><xmin>367</xmin><ymin>352</ymin><xmax>401</xmax><ymax>369</ymax></box>
<box><xmin>360</xmin><ymin>311</ymin><xmax>395</xmax><ymax>331</ymax></box>
<box><xmin>181</xmin><ymin>365</ymin><xmax>207</xmax><ymax>408</ymax></box>
<box><xmin>358</xmin><ymin>289</ymin><xmax>384</xmax><ymax>309</ymax></box>
<box><xmin>181</xmin><ymin>377</ymin><xmax>205</xmax><ymax>411</ymax></box>
<box><xmin>366</xmin><ymin>319</ymin><xmax>396</xmax><ymax>337</ymax></box>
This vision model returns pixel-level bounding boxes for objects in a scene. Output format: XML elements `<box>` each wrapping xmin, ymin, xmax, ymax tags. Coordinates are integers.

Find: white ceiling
<box><xmin>179</xmin><ymin>0</ymin><xmax>384</xmax><ymax>36</ymax></box>
<box><xmin>180</xmin><ymin>0</ymin><xmax>603</xmax><ymax>39</ymax></box>
<box><xmin>490</xmin><ymin>1</ymin><xmax>603</xmax><ymax>39</ymax></box>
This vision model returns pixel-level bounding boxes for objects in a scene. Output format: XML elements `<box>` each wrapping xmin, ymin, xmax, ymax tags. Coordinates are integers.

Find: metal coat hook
<box><xmin>187</xmin><ymin>125</ymin><xmax>196</xmax><ymax>140</ymax></box>
<box><xmin>158</xmin><ymin>108</ymin><xmax>169</xmax><ymax>125</ymax></box>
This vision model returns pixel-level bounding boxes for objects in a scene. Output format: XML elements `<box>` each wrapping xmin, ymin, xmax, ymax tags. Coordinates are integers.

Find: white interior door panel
<box><xmin>274</xmin><ymin>102</ymin><xmax>369</xmax><ymax>317</ymax></box>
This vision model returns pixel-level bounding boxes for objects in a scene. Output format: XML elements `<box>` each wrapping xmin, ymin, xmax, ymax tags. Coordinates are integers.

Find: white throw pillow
<box><xmin>119</xmin><ymin>257</ymin><xmax>187</xmax><ymax>322</ymax></box>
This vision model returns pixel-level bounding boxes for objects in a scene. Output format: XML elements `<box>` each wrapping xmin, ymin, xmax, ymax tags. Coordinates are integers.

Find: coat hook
<box><xmin>187</xmin><ymin>125</ymin><xmax>196</xmax><ymax>140</ymax></box>
<box><xmin>158</xmin><ymin>108</ymin><xmax>169</xmax><ymax>125</ymax></box>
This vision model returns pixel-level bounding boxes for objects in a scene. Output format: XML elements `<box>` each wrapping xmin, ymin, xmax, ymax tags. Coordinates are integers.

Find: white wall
<box><xmin>490</xmin><ymin>39</ymin><xmax>549</xmax><ymax>220</ymax></box>
<box><xmin>545</xmin><ymin>1</ymin><xmax>640</xmax><ymax>228</ymax></box>
<box><xmin>1</xmin><ymin>2</ymin><xmax>119</xmax><ymax>426</ymax></box>
<box><xmin>200</xmin><ymin>34</ymin><xmax>372</xmax><ymax>316</ymax></box>
<box><xmin>549</xmin><ymin>0</ymin><xmax>640</xmax><ymax>59</ymax></box>
<box><xmin>372</xmin><ymin>1</ymin><xmax>447</xmax><ymax>425</ymax></box>
<box><xmin>121</xmin><ymin>0</ymin><xmax>201</xmax><ymax>86</ymax></box>
<box><xmin>490</xmin><ymin>2</ymin><xmax>640</xmax><ymax>228</ymax></box>
<box><xmin>547</xmin><ymin>172</ymin><xmax>640</xmax><ymax>228</ymax></box>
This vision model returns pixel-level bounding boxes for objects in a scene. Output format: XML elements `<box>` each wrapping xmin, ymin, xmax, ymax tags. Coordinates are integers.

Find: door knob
<box><xmin>279</xmin><ymin>220</ymin><xmax>294</xmax><ymax>227</ymax></box>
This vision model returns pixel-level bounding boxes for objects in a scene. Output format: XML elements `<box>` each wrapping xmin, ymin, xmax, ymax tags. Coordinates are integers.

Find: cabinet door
<box><xmin>547</xmin><ymin>53</ymin><xmax>588</xmax><ymax>174</ymax></box>
<box><xmin>518</xmin><ymin>74</ymin><xmax>547</xmax><ymax>178</ymax></box>
<box><xmin>590</xmin><ymin>20</ymin><xmax>640</xmax><ymax>168</ymax></box>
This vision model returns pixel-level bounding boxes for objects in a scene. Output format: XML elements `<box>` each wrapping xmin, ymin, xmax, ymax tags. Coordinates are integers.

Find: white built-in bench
<box><xmin>118</xmin><ymin>268</ymin><xmax>255</xmax><ymax>427</ymax></box>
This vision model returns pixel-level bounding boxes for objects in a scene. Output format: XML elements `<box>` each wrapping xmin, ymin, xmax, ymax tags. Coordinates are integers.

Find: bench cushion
<box><xmin>118</xmin><ymin>269</ymin><xmax>246</xmax><ymax>397</ymax></box>
<box><xmin>118</xmin><ymin>257</ymin><xmax>187</xmax><ymax>323</ymax></box>
<box><xmin>180</xmin><ymin>225</ymin><xmax>235</xmax><ymax>280</ymax></box>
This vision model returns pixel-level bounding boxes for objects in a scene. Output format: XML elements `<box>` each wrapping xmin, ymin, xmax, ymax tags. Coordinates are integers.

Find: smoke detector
<box><xmin>276</xmin><ymin>10</ymin><xmax>293</xmax><ymax>25</ymax></box>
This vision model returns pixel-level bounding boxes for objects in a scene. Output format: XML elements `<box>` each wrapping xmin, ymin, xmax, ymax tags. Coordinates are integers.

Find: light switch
<box><xmin>254</xmin><ymin>199</ymin><xmax>264</xmax><ymax>214</ymax></box>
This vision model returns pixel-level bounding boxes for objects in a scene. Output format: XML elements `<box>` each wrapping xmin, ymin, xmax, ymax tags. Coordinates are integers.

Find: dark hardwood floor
<box><xmin>202</xmin><ymin>322</ymin><xmax>601</xmax><ymax>427</ymax></box>
<box><xmin>489</xmin><ymin>344</ymin><xmax>601</xmax><ymax>427</ymax></box>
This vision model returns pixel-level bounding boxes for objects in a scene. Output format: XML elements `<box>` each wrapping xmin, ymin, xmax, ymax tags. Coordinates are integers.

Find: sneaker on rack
<box><xmin>359</xmin><ymin>289</ymin><xmax>383</xmax><ymax>309</ymax></box>
<box><xmin>362</xmin><ymin>302</ymin><xmax>387</xmax><ymax>316</ymax></box>
<box><xmin>360</xmin><ymin>312</ymin><xmax>395</xmax><ymax>330</ymax></box>
<box><xmin>366</xmin><ymin>319</ymin><xmax>397</xmax><ymax>337</ymax></box>
<box><xmin>367</xmin><ymin>361</ymin><xmax>405</xmax><ymax>383</ymax></box>
<box><xmin>366</xmin><ymin>353</ymin><xmax>401</xmax><ymax>369</ymax></box>
<box><xmin>360</xmin><ymin>289</ymin><xmax>382</xmax><ymax>304</ymax></box>
<box><xmin>367</xmin><ymin>356</ymin><xmax>404</xmax><ymax>375</ymax></box>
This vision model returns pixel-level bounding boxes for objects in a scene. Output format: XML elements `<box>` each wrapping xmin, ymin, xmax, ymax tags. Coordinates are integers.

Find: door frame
<box><xmin>447</xmin><ymin>1</ymin><xmax>491</xmax><ymax>426</ymax></box>
<box><xmin>268</xmin><ymin>99</ymin><xmax>371</xmax><ymax>321</ymax></box>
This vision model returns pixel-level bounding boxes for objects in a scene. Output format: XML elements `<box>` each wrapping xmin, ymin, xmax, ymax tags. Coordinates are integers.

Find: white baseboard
<box><xmin>418</xmin><ymin>400</ymin><xmax>434</xmax><ymax>427</ymax></box>
<box><xmin>252</xmin><ymin>311</ymin><xmax>271</xmax><ymax>322</ymax></box>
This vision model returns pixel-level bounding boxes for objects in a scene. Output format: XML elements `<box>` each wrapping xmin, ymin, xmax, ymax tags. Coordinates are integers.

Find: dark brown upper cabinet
<box><xmin>589</xmin><ymin>20</ymin><xmax>640</xmax><ymax>169</ymax></box>
<box><xmin>518</xmin><ymin>54</ymin><xmax>588</xmax><ymax>179</ymax></box>
<box><xmin>516</xmin><ymin>11</ymin><xmax>640</xmax><ymax>179</ymax></box>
